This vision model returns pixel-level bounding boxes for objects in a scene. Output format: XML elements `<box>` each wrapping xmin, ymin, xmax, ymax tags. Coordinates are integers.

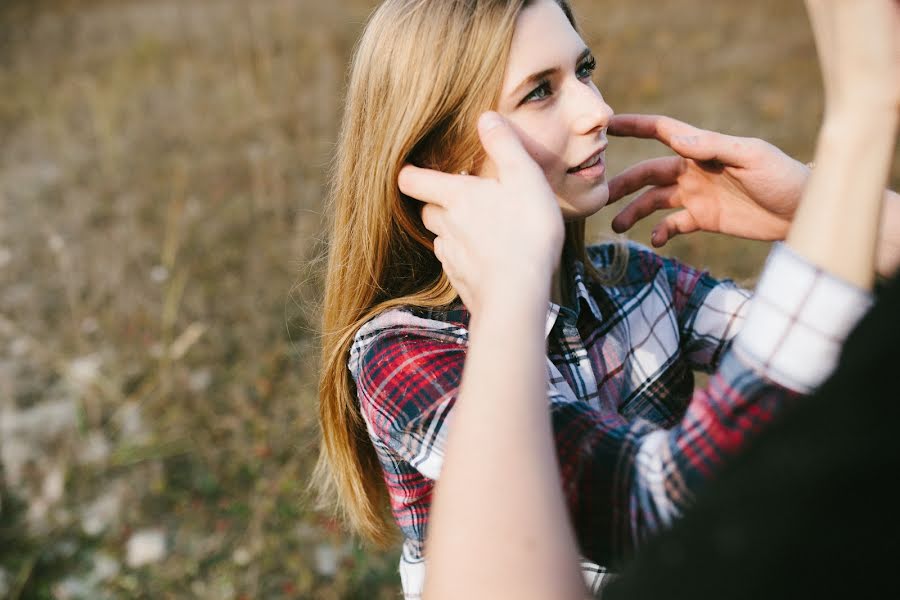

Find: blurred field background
<box><xmin>1</xmin><ymin>0</ymin><xmax>897</xmax><ymax>598</ymax></box>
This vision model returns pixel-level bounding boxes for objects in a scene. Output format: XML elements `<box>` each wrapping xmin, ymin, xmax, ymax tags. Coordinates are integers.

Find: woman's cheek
<box><xmin>523</xmin><ymin>145</ymin><xmax>566</xmax><ymax>190</ymax></box>
<box><xmin>508</xmin><ymin>119</ymin><xmax>565</xmax><ymax>179</ymax></box>
<box><xmin>544</xmin><ymin>158</ymin><xmax>570</xmax><ymax>195</ymax></box>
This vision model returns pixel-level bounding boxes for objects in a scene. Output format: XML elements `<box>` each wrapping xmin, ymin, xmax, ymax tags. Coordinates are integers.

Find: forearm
<box><xmin>776</xmin><ymin>163</ymin><xmax>899</xmax><ymax>278</ymax></box>
<box><xmin>424</xmin><ymin>284</ymin><xmax>585</xmax><ymax>600</ymax></box>
<box><xmin>787</xmin><ymin>109</ymin><xmax>899</xmax><ymax>289</ymax></box>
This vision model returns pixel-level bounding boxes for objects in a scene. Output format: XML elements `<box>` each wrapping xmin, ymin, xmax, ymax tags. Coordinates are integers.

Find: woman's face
<box><xmin>479</xmin><ymin>0</ymin><xmax>613</xmax><ymax>220</ymax></box>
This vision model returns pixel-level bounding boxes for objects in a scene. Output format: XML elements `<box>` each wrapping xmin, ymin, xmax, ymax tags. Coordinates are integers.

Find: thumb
<box><xmin>477</xmin><ymin>112</ymin><xmax>542</xmax><ymax>182</ymax></box>
<box><xmin>670</xmin><ymin>131</ymin><xmax>753</xmax><ymax>166</ymax></box>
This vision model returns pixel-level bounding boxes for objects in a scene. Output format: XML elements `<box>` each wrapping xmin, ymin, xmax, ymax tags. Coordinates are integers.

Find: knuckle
<box><xmin>421</xmin><ymin>205</ymin><xmax>434</xmax><ymax>228</ymax></box>
<box><xmin>745</xmin><ymin>137</ymin><xmax>767</xmax><ymax>156</ymax></box>
<box><xmin>640</xmin><ymin>168</ymin><xmax>656</xmax><ymax>187</ymax></box>
<box><xmin>653</xmin><ymin>192</ymin><xmax>667</xmax><ymax>210</ymax></box>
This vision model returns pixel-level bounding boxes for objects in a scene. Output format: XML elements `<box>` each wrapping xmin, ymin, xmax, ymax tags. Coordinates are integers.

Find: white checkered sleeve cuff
<box><xmin>732</xmin><ymin>242</ymin><xmax>874</xmax><ymax>394</ymax></box>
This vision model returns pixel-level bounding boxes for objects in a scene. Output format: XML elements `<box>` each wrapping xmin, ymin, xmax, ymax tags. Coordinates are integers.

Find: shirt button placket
<box><xmin>561</xmin><ymin>318</ymin><xmax>600</xmax><ymax>410</ymax></box>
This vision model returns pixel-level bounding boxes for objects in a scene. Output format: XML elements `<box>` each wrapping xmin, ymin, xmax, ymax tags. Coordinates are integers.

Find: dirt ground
<box><xmin>0</xmin><ymin>0</ymin><xmax>897</xmax><ymax>598</ymax></box>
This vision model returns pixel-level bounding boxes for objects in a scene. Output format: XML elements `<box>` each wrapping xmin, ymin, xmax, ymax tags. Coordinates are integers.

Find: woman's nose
<box><xmin>570</xmin><ymin>84</ymin><xmax>613</xmax><ymax>135</ymax></box>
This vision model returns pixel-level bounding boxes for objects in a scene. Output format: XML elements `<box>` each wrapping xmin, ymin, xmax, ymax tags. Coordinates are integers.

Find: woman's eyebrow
<box><xmin>508</xmin><ymin>47</ymin><xmax>592</xmax><ymax>100</ymax></box>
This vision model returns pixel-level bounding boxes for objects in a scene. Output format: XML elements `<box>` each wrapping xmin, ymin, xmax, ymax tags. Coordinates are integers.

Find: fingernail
<box><xmin>479</xmin><ymin>112</ymin><xmax>502</xmax><ymax>131</ymax></box>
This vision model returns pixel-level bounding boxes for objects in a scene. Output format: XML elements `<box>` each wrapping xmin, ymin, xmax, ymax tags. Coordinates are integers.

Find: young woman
<box><xmin>418</xmin><ymin>0</ymin><xmax>899</xmax><ymax>597</ymax></box>
<box><xmin>313</xmin><ymin>0</ymin><xmax>895</xmax><ymax>596</ymax></box>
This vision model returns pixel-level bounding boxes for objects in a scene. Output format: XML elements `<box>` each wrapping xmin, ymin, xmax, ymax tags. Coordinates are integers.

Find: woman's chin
<box><xmin>558</xmin><ymin>183</ymin><xmax>610</xmax><ymax>221</ymax></box>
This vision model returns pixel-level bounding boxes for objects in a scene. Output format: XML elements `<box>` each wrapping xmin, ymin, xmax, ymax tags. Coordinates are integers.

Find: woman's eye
<box><xmin>523</xmin><ymin>80</ymin><xmax>552</xmax><ymax>103</ymax></box>
<box><xmin>577</xmin><ymin>56</ymin><xmax>597</xmax><ymax>80</ymax></box>
<box><xmin>520</xmin><ymin>57</ymin><xmax>596</xmax><ymax>105</ymax></box>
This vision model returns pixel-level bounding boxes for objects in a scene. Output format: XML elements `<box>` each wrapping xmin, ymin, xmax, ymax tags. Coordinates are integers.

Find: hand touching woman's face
<box><xmin>479</xmin><ymin>0</ymin><xmax>614</xmax><ymax>220</ymax></box>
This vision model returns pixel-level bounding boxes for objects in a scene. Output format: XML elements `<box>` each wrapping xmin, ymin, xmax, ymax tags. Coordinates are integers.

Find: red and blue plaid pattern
<box><xmin>349</xmin><ymin>242</ymin><xmax>871</xmax><ymax>598</ymax></box>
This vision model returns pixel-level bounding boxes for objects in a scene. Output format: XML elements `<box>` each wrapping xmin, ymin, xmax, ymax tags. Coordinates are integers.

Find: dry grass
<box><xmin>0</xmin><ymin>0</ymin><xmax>896</xmax><ymax>598</ymax></box>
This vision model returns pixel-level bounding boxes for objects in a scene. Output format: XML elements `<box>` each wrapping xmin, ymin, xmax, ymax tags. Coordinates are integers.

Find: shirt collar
<box><xmin>572</xmin><ymin>258</ymin><xmax>605</xmax><ymax>321</ymax></box>
<box><xmin>544</xmin><ymin>256</ymin><xmax>605</xmax><ymax>338</ymax></box>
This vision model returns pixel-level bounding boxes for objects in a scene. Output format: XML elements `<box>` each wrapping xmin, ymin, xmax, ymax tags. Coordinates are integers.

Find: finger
<box><xmin>398</xmin><ymin>164</ymin><xmax>466</xmax><ymax>207</ymax></box>
<box><xmin>611</xmin><ymin>185</ymin><xmax>680</xmax><ymax>233</ymax></box>
<box><xmin>607</xmin><ymin>156</ymin><xmax>684</xmax><ymax>203</ymax></box>
<box><xmin>668</xmin><ymin>130</ymin><xmax>759</xmax><ymax>166</ymax></box>
<box><xmin>607</xmin><ymin>114</ymin><xmax>701</xmax><ymax>142</ymax></box>
<box><xmin>609</xmin><ymin>114</ymin><xmax>754</xmax><ymax>167</ymax></box>
<box><xmin>651</xmin><ymin>210</ymin><xmax>701</xmax><ymax>247</ymax></box>
<box><xmin>476</xmin><ymin>111</ymin><xmax>543</xmax><ymax>183</ymax></box>
<box><xmin>421</xmin><ymin>203</ymin><xmax>448</xmax><ymax>237</ymax></box>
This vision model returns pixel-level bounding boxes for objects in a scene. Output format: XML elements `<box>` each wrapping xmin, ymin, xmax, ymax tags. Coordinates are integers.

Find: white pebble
<box><xmin>67</xmin><ymin>354</ymin><xmax>102</xmax><ymax>390</ymax></box>
<box><xmin>314</xmin><ymin>544</ymin><xmax>340</xmax><ymax>577</ymax></box>
<box><xmin>126</xmin><ymin>529</ymin><xmax>166</xmax><ymax>568</ymax></box>
<box><xmin>0</xmin><ymin>398</ymin><xmax>78</xmax><ymax>440</ymax></box>
<box><xmin>9</xmin><ymin>337</ymin><xmax>29</xmax><ymax>357</ymax></box>
<box><xmin>188</xmin><ymin>369</ymin><xmax>212</xmax><ymax>393</ymax></box>
<box><xmin>150</xmin><ymin>265</ymin><xmax>169</xmax><ymax>283</ymax></box>
<box><xmin>232</xmin><ymin>546</ymin><xmax>252</xmax><ymax>566</ymax></box>
<box><xmin>42</xmin><ymin>465</ymin><xmax>66</xmax><ymax>503</ymax></box>
<box><xmin>78</xmin><ymin>432</ymin><xmax>111</xmax><ymax>465</ymax></box>
<box><xmin>80</xmin><ymin>488</ymin><xmax>123</xmax><ymax>537</ymax></box>
<box><xmin>48</xmin><ymin>233</ymin><xmax>65</xmax><ymax>253</ymax></box>
<box><xmin>80</xmin><ymin>317</ymin><xmax>99</xmax><ymax>335</ymax></box>
<box><xmin>116</xmin><ymin>402</ymin><xmax>146</xmax><ymax>440</ymax></box>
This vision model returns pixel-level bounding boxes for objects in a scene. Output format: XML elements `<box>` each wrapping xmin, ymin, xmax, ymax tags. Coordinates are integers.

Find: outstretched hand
<box><xmin>398</xmin><ymin>112</ymin><xmax>564</xmax><ymax>315</ymax></box>
<box><xmin>606</xmin><ymin>114</ymin><xmax>809</xmax><ymax>247</ymax></box>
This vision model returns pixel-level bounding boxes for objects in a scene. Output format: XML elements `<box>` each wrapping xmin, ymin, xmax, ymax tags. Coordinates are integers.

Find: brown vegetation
<box><xmin>0</xmin><ymin>0</ymin><xmax>895</xmax><ymax>598</ymax></box>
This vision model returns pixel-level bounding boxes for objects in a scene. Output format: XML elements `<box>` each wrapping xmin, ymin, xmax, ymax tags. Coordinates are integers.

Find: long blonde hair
<box><xmin>313</xmin><ymin>0</ymin><xmax>621</xmax><ymax>546</ymax></box>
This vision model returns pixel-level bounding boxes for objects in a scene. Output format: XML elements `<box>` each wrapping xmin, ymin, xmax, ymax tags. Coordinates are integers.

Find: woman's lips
<box><xmin>567</xmin><ymin>153</ymin><xmax>605</xmax><ymax>180</ymax></box>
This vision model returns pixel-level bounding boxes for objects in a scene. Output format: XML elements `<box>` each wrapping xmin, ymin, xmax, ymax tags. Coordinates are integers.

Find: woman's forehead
<box><xmin>500</xmin><ymin>0</ymin><xmax>587</xmax><ymax>100</ymax></box>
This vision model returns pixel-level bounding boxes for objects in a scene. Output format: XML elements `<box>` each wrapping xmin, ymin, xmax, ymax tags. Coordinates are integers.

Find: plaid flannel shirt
<box><xmin>348</xmin><ymin>241</ymin><xmax>872</xmax><ymax>598</ymax></box>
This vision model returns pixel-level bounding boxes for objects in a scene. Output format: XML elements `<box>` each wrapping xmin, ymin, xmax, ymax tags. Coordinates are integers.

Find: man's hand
<box><xmin>607</xmin><ymin>114</ymin><xmax>810</xmax><ymax>247</ymax></box>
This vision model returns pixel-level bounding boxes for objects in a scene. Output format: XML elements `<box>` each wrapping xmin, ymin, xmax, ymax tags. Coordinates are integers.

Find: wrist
<box><xmin>821</xmin><ymin>107</ymin><xmax>899</xmax><ymax>140</ymax></box>
<box><xmin>814</xmin><ymin>111</ymin><xmax>898</xmax><ymax>183</ymax></box>
<box><xmin>482</xmin><ymin>267</ymin><xmax>553</xmax><ymax>302</ymax></box>
<box><xmin>472</xmin><ymin>275</ymin><xmax>550</xmax><ymax>329</ymax></box>
<box><xmin>787</xmin><ymin>107</ymin><xmax>896</xmax><ymax>290</ymax></box>
<box><xmin>479</xmin><ymin>284</ymin><xmax>549</xmax><ymax>317</ymax></box>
